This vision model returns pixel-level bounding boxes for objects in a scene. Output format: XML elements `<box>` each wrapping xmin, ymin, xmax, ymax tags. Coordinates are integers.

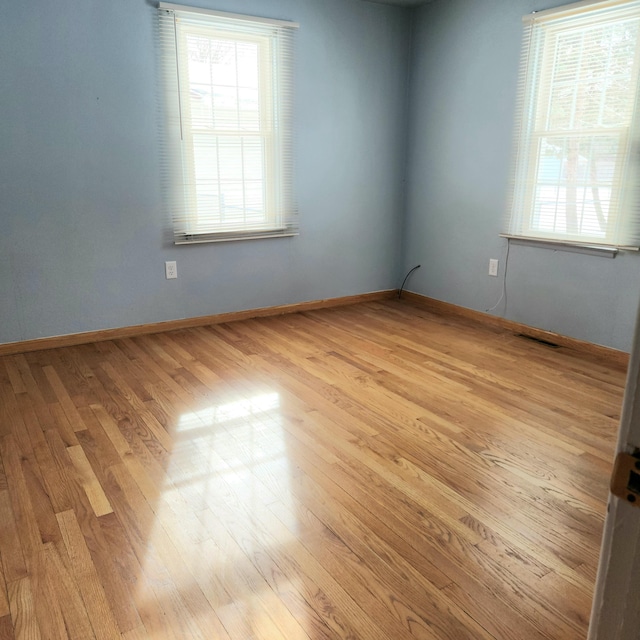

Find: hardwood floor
<box><xmin>0</xmin><ymin>299</ymin><xmax>626</xmax><ymax>639</ymax></box>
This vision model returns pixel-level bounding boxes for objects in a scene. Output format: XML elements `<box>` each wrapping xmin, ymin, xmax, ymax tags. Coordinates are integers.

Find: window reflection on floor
<box><xmin>136</xmin><ymin>390</ymin><xmax>307</xmax><ymax>638</ymax></box>
<box><xmin>177</xmin><ymin>393</ymin><xmax>281</xmax><ymax>432</ymax></box>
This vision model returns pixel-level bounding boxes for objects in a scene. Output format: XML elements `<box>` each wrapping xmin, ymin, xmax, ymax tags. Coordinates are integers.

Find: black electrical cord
<box><xmin>398</xmin><ymin>265</ymin><xmax>421</xmax><ymax>299</ymax></box>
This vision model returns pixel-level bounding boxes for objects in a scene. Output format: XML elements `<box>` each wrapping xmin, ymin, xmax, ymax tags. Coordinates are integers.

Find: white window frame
<box><xmin>159</xmin><ymin>4</ymin><xmax>298</xmax><ymax>244</ymax></box>
<box><xmin>504</xmin><ymin>0</ymin><xmax>640</xmax><ymax>250</ymax></box>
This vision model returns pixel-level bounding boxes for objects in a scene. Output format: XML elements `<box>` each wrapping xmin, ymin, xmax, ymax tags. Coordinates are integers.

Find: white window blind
<box><xmin>504</xmin><ymin>0</ymin><xmax>640</xmax><ymax>249</ymax></box>
<box><xmin>159</xmin><ymin>3</ymin><xmax>298</xmax><ymax>244</ymax></box>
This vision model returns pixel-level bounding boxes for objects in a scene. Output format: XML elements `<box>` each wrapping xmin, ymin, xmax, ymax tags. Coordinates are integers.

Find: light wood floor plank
<box><xmin>0</xmin><ymin>492</ymin><xmax>26</xmax><ymax>586</ymax></box>
<box><xmin>0</xmin><ymin>300</ymin><xmax>625</xmax><ymax>639</ymax></box>
<box><xmin>40</xmin><ymin>542</ymin><xmax>96</xmax><ymax>640</ymax></box>
<box><xmin>0</xmin><ymin>614</ymin><xmax>15</xmax><ymax>640</ymax></box>
<box><xmin>0</xmin><ymin>550</ymin><xmax>9</xmax><ymax>619</ymax></box>
<box><xmin>55</xmin><ymin>510</ymin><xmax>120</xmax><ymax>640</ymax></box>
<box><xmin>7</xmin><ymin>578</ymin><xmax>40</xmax><ymax>640</ymax></box>
<box><xmin>66</xmin><ymin>445</ymin><xmax>113</xmax><ymax>518</ymax></box>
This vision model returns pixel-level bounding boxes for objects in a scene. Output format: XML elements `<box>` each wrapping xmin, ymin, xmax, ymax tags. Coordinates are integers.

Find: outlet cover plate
<box><xmin>165</xmin><ymin>261</ymin><xmax>177</xmax><ymax>279</ymax></box>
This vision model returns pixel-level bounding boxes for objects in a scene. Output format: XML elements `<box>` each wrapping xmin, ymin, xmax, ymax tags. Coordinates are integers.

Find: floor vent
<box><xmin>516</xmin><ymin>333</ymin><xmax>560</xmax><ymax>348</ymax></box>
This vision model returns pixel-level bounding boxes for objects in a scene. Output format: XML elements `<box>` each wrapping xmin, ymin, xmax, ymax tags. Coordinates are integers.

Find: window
<box><xmin>504</xmin><ymin>0</ymin><xmax>640</xmax><ymax>248</ymax></box>
<box><xmin>159</xmin><ymin>4</ymin><xmax>297</xmax><ymax>243</ymax></box>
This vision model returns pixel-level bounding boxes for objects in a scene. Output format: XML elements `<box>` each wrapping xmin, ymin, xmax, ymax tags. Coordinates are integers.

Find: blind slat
<box><xmin>159</xmin><ymin>3</ymin><xmax>299</xmax><ymax>29</ymax></box>
<box><xmin>159</xmin><ymin>4</ymin><xmax>297</xmax><ymax>244</ymax></box>
<box><xmin>505</xmin><ymin>0</ymin><xmax>640</xmax><ymax>248</ymax></box>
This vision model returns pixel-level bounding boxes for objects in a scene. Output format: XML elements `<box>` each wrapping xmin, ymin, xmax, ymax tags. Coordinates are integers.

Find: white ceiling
<box><xmin>364</xmin><ymin>0</ymin><xmax>432</xmax><ymax>6</ymax></box>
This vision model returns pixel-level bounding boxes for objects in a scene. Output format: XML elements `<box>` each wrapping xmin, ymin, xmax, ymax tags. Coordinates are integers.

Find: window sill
<box><xmin>499</xmin><ymin>235</ymin><xmax>640</xmax><ymax>258</ymax></box>
<box><xmin>175</xmin><ymin>229</ymin><xmax>298</xmax><ymax>245</ymax></box>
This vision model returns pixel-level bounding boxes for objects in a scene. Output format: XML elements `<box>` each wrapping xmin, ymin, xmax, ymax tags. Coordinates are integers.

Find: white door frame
<box><xmin>588</xmin><ymin>304</ymin><xmax>640</xmax><ymax>639</ymax></box>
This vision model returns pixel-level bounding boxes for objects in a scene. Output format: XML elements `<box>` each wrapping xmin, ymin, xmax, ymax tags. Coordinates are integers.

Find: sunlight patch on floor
<box><xmin>134</xmin><ymin>390</ymin><xmax>307</xmax><ymax>638</ymax></box>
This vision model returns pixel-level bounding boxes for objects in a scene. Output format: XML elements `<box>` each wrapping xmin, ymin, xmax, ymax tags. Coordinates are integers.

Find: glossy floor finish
<box><xmin>0</xmin><ymin>300</ymin><xmax>626</xmax><ymax>639</ymax></box>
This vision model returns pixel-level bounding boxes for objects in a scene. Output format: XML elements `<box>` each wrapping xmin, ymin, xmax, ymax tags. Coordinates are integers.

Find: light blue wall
<box><xmin>4</xmin><ymin>0</ymin><xmax>638</xmax><ymax>352</ymax></box>
<box><xmin>403</xmin><ymin>0</ymin><xmax>640</xmax><ymax>352</ymax></box>
<box><xmin>0</xmin><ymin>0</ymin><xmax>410</xmax><ymax>344</ymax></box>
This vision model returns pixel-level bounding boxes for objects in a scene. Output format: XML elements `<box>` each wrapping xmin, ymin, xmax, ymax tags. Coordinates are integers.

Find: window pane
<box><xmin>192</xmin><ymin>134</ymin><xmax>267</xmax><ymax>229</ymax></box>
<box><xmin>212</xmin><ymin>85</ymin><xmax>238</xmax><ymax>129</ymax></box>
<box><xmin>186</xmin><ymin>35</ymin><xmax>262</xmax><ymax>132</ymax></box>
<box><xmin>162</xmin><ymin>7</ymin><xmax>296</xmax><ymax>242</ymax></box>
<box><xmin>546</xmin><ymin>20</ymin><xmax>639</xmax><ymax>132</ymax></box>
<box><xmin>506</xmin><ymin>7</ymin><xmax>640</xmax><ymax>246</ymax></box>
<box><xmin>531</xmin><ymin>136</ymin><xmax>618</xmax><ymax>238</ymax></box>
<box><xmin>237</xmin><ymin>41</ymin><xmax>259</xmax><ymax>89</ymax></box>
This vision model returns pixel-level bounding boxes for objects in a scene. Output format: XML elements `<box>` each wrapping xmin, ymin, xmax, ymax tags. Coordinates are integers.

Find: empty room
<box><xmin>1</xmin><ymin>0</ymin><xmax>640</xmax><ymax>638</ymax></box>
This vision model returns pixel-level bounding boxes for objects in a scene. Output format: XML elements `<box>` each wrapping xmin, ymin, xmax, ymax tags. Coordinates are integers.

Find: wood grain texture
<box><xmin>0</xmin><ymin>615</ymin><xmax>15</xmax><ymax>640</ymax></box>
<box><xmin>0</xmin><ymin>299</ymin><xmax>625</xmax><ymax>639</ymax></box>
<box><xmin>7</xmin><ymin>578</ymin><xmax>40</xmax><ymax>640</ymax></box>
<box><xmin>0</xmin><ymin>291</ymin><xmax>395</xmax><ymax>357</ymax></box>
<box><xmin>401</xmin><ymin>291</ymin><xmax>629</xmax><ymax>367</ymax></box>
<box><xmin>66</xmin><ymin>446</ymin><xmax>113</xmax><ymax>518</ymax></box>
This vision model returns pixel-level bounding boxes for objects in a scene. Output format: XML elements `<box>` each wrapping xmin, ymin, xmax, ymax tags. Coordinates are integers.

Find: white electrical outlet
<box><xmin>165</xmin><ymin>261</ymin><xmax>177</xmax><ymax>279</ymax></box>
<box><xmin>488</xmin><ymin>258</ymin><xmax>499</xmax><ymax>277</ymax></box>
